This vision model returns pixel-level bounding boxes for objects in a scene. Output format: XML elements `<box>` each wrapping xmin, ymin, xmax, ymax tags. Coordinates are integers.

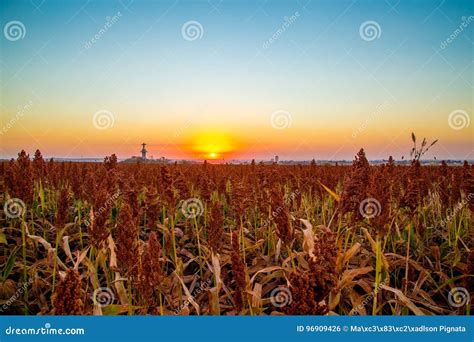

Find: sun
<box><xmin>185</xmin><ymin>129</ymin><xmax>241</xmax><ymax>160</ymax></box>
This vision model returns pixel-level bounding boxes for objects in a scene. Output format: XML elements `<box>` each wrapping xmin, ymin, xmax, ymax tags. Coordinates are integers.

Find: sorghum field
<box><xmin>1</xmin><ymin>148</ymin><xmax>473</xmax><ymax>316</ymax></box>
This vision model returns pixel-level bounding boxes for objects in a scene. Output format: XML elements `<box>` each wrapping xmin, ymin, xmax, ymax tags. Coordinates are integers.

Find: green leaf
<box><xmin>2</xmin><ymin>246</ymin><xmax>19</xmax><ymax>281</ymax></box>
<box><xmin>102</xmin><ymin>304</ymin><xmax>133</xmax><ymax>315</ymax></box>
<box><xmin>0</xmin><ymin>231</ymin><xmax>7</xmax><ymax>244</ymax></box>
<box><xmin>318</xmin><ymin>181</ymin><xmax>340</xmax><ymax>202</ymax></box>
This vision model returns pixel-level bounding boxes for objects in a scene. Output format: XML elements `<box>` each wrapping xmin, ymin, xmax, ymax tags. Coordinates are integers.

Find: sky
<box><xmin>0</xmin><ymin>0</ymin><xmax>473</xmax><ymax>161</ymax></box>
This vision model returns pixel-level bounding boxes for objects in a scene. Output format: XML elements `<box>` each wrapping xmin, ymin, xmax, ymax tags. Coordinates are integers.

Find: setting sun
<box><xmin>183</xmin><ymin>129</ymin><xmax>241</xmax><ymax>160</ymax></box>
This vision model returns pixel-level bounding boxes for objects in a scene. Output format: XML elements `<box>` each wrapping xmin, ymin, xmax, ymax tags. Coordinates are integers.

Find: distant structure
<box><xmin>121</xmin><ymin>143</ymin><xmax>173</xmax><ymax>164</ymax></box>
<box><xmin>275</xmin><ymin>155</ymin><xmax>279</xmax><ymax>164</ymax></box>
<box><xmin>141</xmin><ymin>143</ymin><xmax>147</xmax><ymax>160</ymax></box>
